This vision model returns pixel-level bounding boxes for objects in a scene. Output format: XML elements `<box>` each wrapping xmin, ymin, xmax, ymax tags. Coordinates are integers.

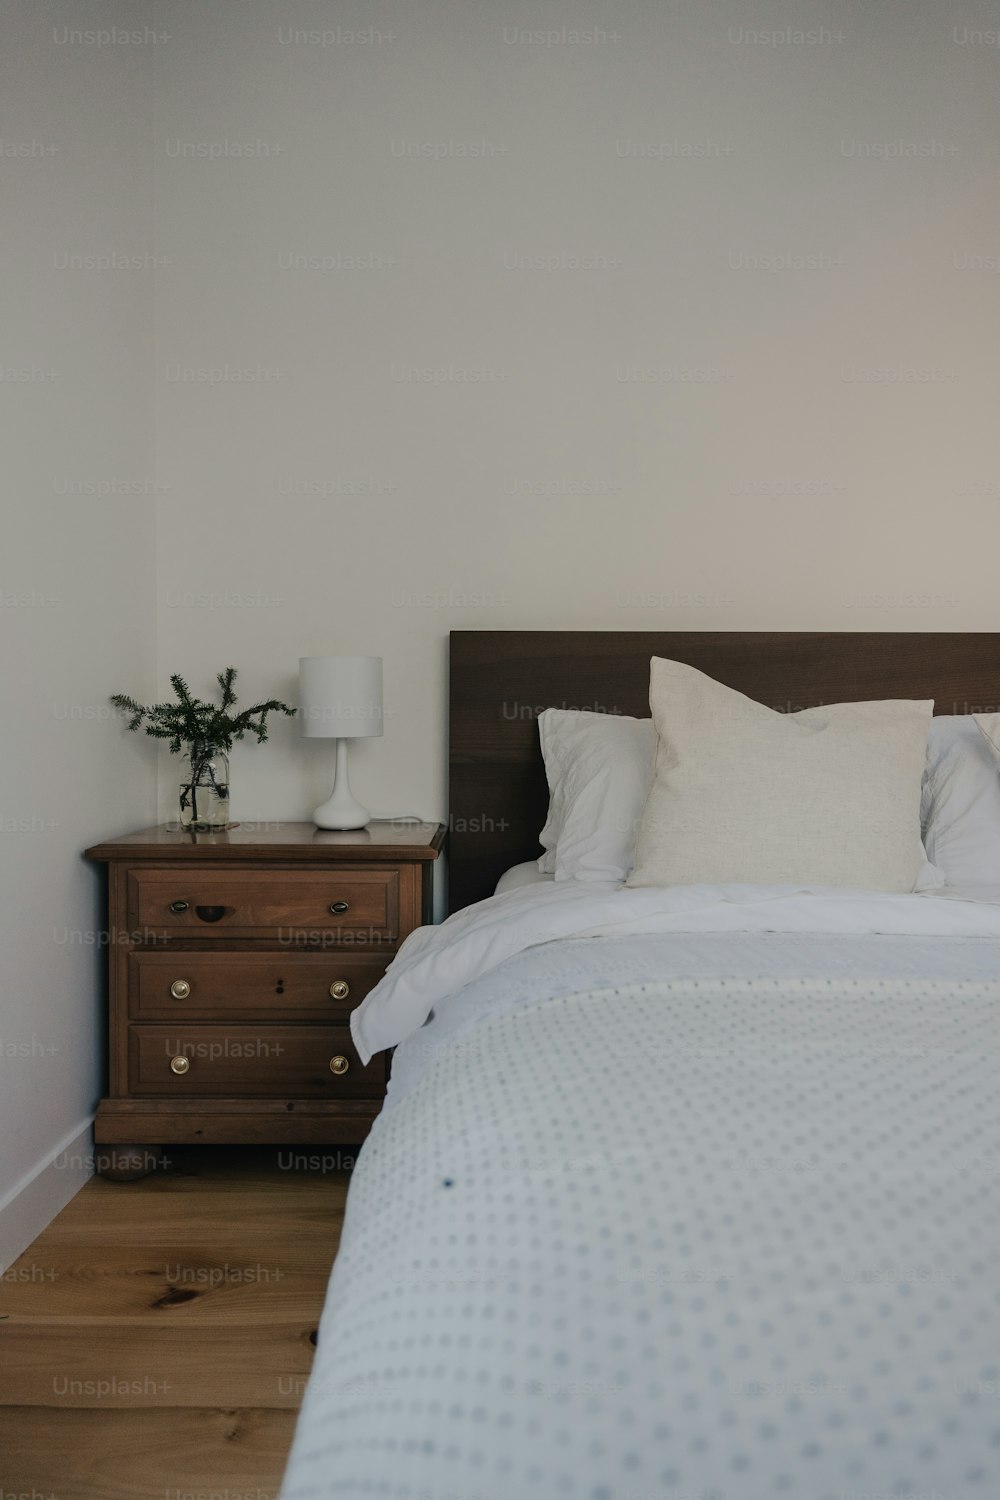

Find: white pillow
<box><xmin>628</xmin><ymin>658</ymin><xmax>933</xmax><ymax>892</ymax></box>
<box><xmin>537</xmin><ymin>709</ymin><xmax>656</xmax><ymax>882</ymax></box>
<box><xmin>921</xmin><ymin>715</ymin><xmax>1000</xmax><ymax>886</ymax></box>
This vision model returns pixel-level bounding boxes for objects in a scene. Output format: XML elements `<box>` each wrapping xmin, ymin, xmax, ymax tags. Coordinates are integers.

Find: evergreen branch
<box><xmin>109</xmin><ymin>669</ymin><xmax>295</xmax><ymax>755</ymax></box>
<box><xmin>109</xmin><ymin>693</ymin><xmax>147</xmax><ymax>731</ymax></box>
<box><xmin>217</xmin><ymin>667</ymin><xmax>238</xmax><ymax>712</ymax></box>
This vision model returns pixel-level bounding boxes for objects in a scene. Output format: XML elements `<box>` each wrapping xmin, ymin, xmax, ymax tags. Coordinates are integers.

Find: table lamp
<box><xmin>299</xmin><ymin>655</ymin><xmax>383</xmax><ymax>829</ymax></box>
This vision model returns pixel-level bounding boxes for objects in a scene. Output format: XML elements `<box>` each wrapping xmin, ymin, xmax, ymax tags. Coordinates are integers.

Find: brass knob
<box><xmin>169</xmin><ymin>900</ymin><xmax>190</xmax><ymax>914</ymax></box>
<box><xmin>169</xmin><ymin>979</ymin><xmax>191</xmax><ymax>1000</ymax></box>
<box><xmin>329</xmin><ymin>900</ymin><xmax>350</xmax><ymax>915</ymax></box>
<box><xmin>169</xmin><ymin>1055</ymin><xmax>191</xmax><ymax>1075</ymax></box>
<box><xmin>329</xmin><ymin>1055</ymin><xmax>350</xmax><ymax>1076</ymax></box>
<box><xmin>329</xmin><ymin>980</ymin><xmax>350</xmax><ymax>1000</ymax></box>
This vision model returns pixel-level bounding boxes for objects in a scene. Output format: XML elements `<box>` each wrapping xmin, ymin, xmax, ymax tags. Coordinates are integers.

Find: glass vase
<box><xmin>179</xmin><ymin>745</ymin><xmax>230</xmax><ymax>830</ymax></box>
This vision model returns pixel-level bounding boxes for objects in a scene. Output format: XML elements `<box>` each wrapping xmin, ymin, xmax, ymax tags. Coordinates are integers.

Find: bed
<box><xmin>281</xmin><ymin>631</ymin><xmax>1000</xmax><ymax>1500</ymax></box>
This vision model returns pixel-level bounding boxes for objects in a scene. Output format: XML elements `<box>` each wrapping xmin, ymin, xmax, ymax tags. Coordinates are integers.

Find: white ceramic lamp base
<box><xmin>313</xmin><ymin>738</ymin><xmax>371</xmax><ymax>830</ymax></box>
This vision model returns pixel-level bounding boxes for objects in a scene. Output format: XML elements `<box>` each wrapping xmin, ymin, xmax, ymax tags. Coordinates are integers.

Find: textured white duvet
<box><xmin>283</xmin><ymin>887</ymin><xmax>1000</xmax><ymax>1500</ymax></box>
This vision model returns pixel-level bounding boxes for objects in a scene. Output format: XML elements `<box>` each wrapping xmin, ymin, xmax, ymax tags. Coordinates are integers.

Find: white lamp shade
<box><xmin>298</xmin><ymin>656</ymin><xmax>383</xmax><ymax>739</ymax></box>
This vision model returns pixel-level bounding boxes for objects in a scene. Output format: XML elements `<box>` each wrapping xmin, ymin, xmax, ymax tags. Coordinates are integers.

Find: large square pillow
<box><xmin>627</xmin><ymin>658</ymin><xmax>933</xmax><ymax>891</ymax></box>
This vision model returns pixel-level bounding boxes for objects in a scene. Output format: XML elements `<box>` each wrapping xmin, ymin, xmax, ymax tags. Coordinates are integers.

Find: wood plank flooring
<box><xmin>0</xmin><ymin>1146</ymin><xmax>351</xmax><ymax>1499</ymax></box>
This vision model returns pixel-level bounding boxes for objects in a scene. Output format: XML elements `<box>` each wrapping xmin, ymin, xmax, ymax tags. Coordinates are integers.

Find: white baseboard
<box><xmin>0</xmin><ymin>1117</ymin><xmax>94</xmax><ymax>1273</ymax></box>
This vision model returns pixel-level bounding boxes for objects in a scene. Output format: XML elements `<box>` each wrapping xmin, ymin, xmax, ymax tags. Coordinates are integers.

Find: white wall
<box><xmin>153</xmin><ymin>0</ymin><xmax>1000</xmax><ymax>827</ymax></box>
<box><xmin>0</xmin><ymin>1</ymin><xmax>157</xmax><ymax>1266</ymax></box>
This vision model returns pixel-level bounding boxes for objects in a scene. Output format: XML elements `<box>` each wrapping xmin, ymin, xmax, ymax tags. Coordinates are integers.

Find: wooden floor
<box><xmin>0</xmin><ymin>1146</ymin><xmax>352</xmax><ymax>1499</ymax></box>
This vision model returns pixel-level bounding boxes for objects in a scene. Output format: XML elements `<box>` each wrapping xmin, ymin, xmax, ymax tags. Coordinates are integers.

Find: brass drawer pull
<box><xmin>329</xmin><ymin>901</ymin><xmax>350</xmax><ymax>915</ymax></box>
<box><xmin>169</xmin><ymin>979</ymin><xmax>191</xmax><ymax>1000</ymax></box>
<box><xmin>329</xmin><ymin>1055</ymin><xmax>350</xmax><ymax>1076</ymax></box>
<box><xmin>169</xmin><ymin>1055</ymin><xmax>191</xmax><ymax>1076</ymax></box>
<box><xmin>169</xmin><ymin>900</ymin><xmax>190</xmax><ymax>914</ymax></box>
<box><xmin>329</xmin><ymin>980</ymin><xmax>350</xmax><ymax>1001</ymax></box>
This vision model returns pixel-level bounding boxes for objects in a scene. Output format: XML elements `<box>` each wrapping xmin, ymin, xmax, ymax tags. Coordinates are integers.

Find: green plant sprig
<box><xmin>111</xmin><ymin>668</ymin><xmax>295</xmax><ymax>754</ymax></box>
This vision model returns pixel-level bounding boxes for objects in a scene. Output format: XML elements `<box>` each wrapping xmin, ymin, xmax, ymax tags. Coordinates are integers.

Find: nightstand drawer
<box><xmin>129</xmin><ymin>1025</ymin><xmax>384</xmax><ymax>1097</ymax></box>
<box><xmin>128</xmin><ymin>866</ymin><xmax>399</xmax><ymax>941</ymax></box>
<box><xmin>129</xmin><ymin>951</ymin><xmax>385</xmax><ymax>1021</ymax></box>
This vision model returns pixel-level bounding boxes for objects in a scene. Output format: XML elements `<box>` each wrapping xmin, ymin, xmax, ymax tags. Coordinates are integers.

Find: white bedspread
<box><xmin>283</xmin><ymin>891</ymin><xmax>1000</xmax><ymax>1500</ymax></box>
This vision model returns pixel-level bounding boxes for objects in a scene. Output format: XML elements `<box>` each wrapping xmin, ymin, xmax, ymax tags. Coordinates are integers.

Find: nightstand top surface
<box><xmin>85</xmin><ymin>820</ymin><xmax>447</xmax><ymax>862</ymax></box>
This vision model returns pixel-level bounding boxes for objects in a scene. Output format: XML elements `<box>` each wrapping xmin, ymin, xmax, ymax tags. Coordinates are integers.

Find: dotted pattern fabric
<box><xmin>282</xmin><ymin>966</ymin><xmax>1000</xmax><ymax>1500</ymax></box>
<box><xmin>387</xmin><ymin>930</ymin><xmax>1000</xmax><ymax>1107</ymax></box>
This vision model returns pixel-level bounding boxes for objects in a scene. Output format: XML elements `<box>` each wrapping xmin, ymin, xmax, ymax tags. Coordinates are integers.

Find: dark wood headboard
<box><xmin>448</xmin><ymin>630</ymin><xmax>1000</xmax><ymax>913</ymax></box>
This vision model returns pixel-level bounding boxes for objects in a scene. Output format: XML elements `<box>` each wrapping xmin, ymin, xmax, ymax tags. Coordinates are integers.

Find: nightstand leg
<box><xmin>95</xmin><ymin>1144</ymin><xmax>164</xmax><ymax>1181</ymax></box>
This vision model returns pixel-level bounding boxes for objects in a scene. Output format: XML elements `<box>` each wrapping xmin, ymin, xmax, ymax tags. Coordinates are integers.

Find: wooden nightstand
<box><xmin>84</xmin><ymin>821</ymin><xmax>445</xmax><ymax>1178</ymax></box>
